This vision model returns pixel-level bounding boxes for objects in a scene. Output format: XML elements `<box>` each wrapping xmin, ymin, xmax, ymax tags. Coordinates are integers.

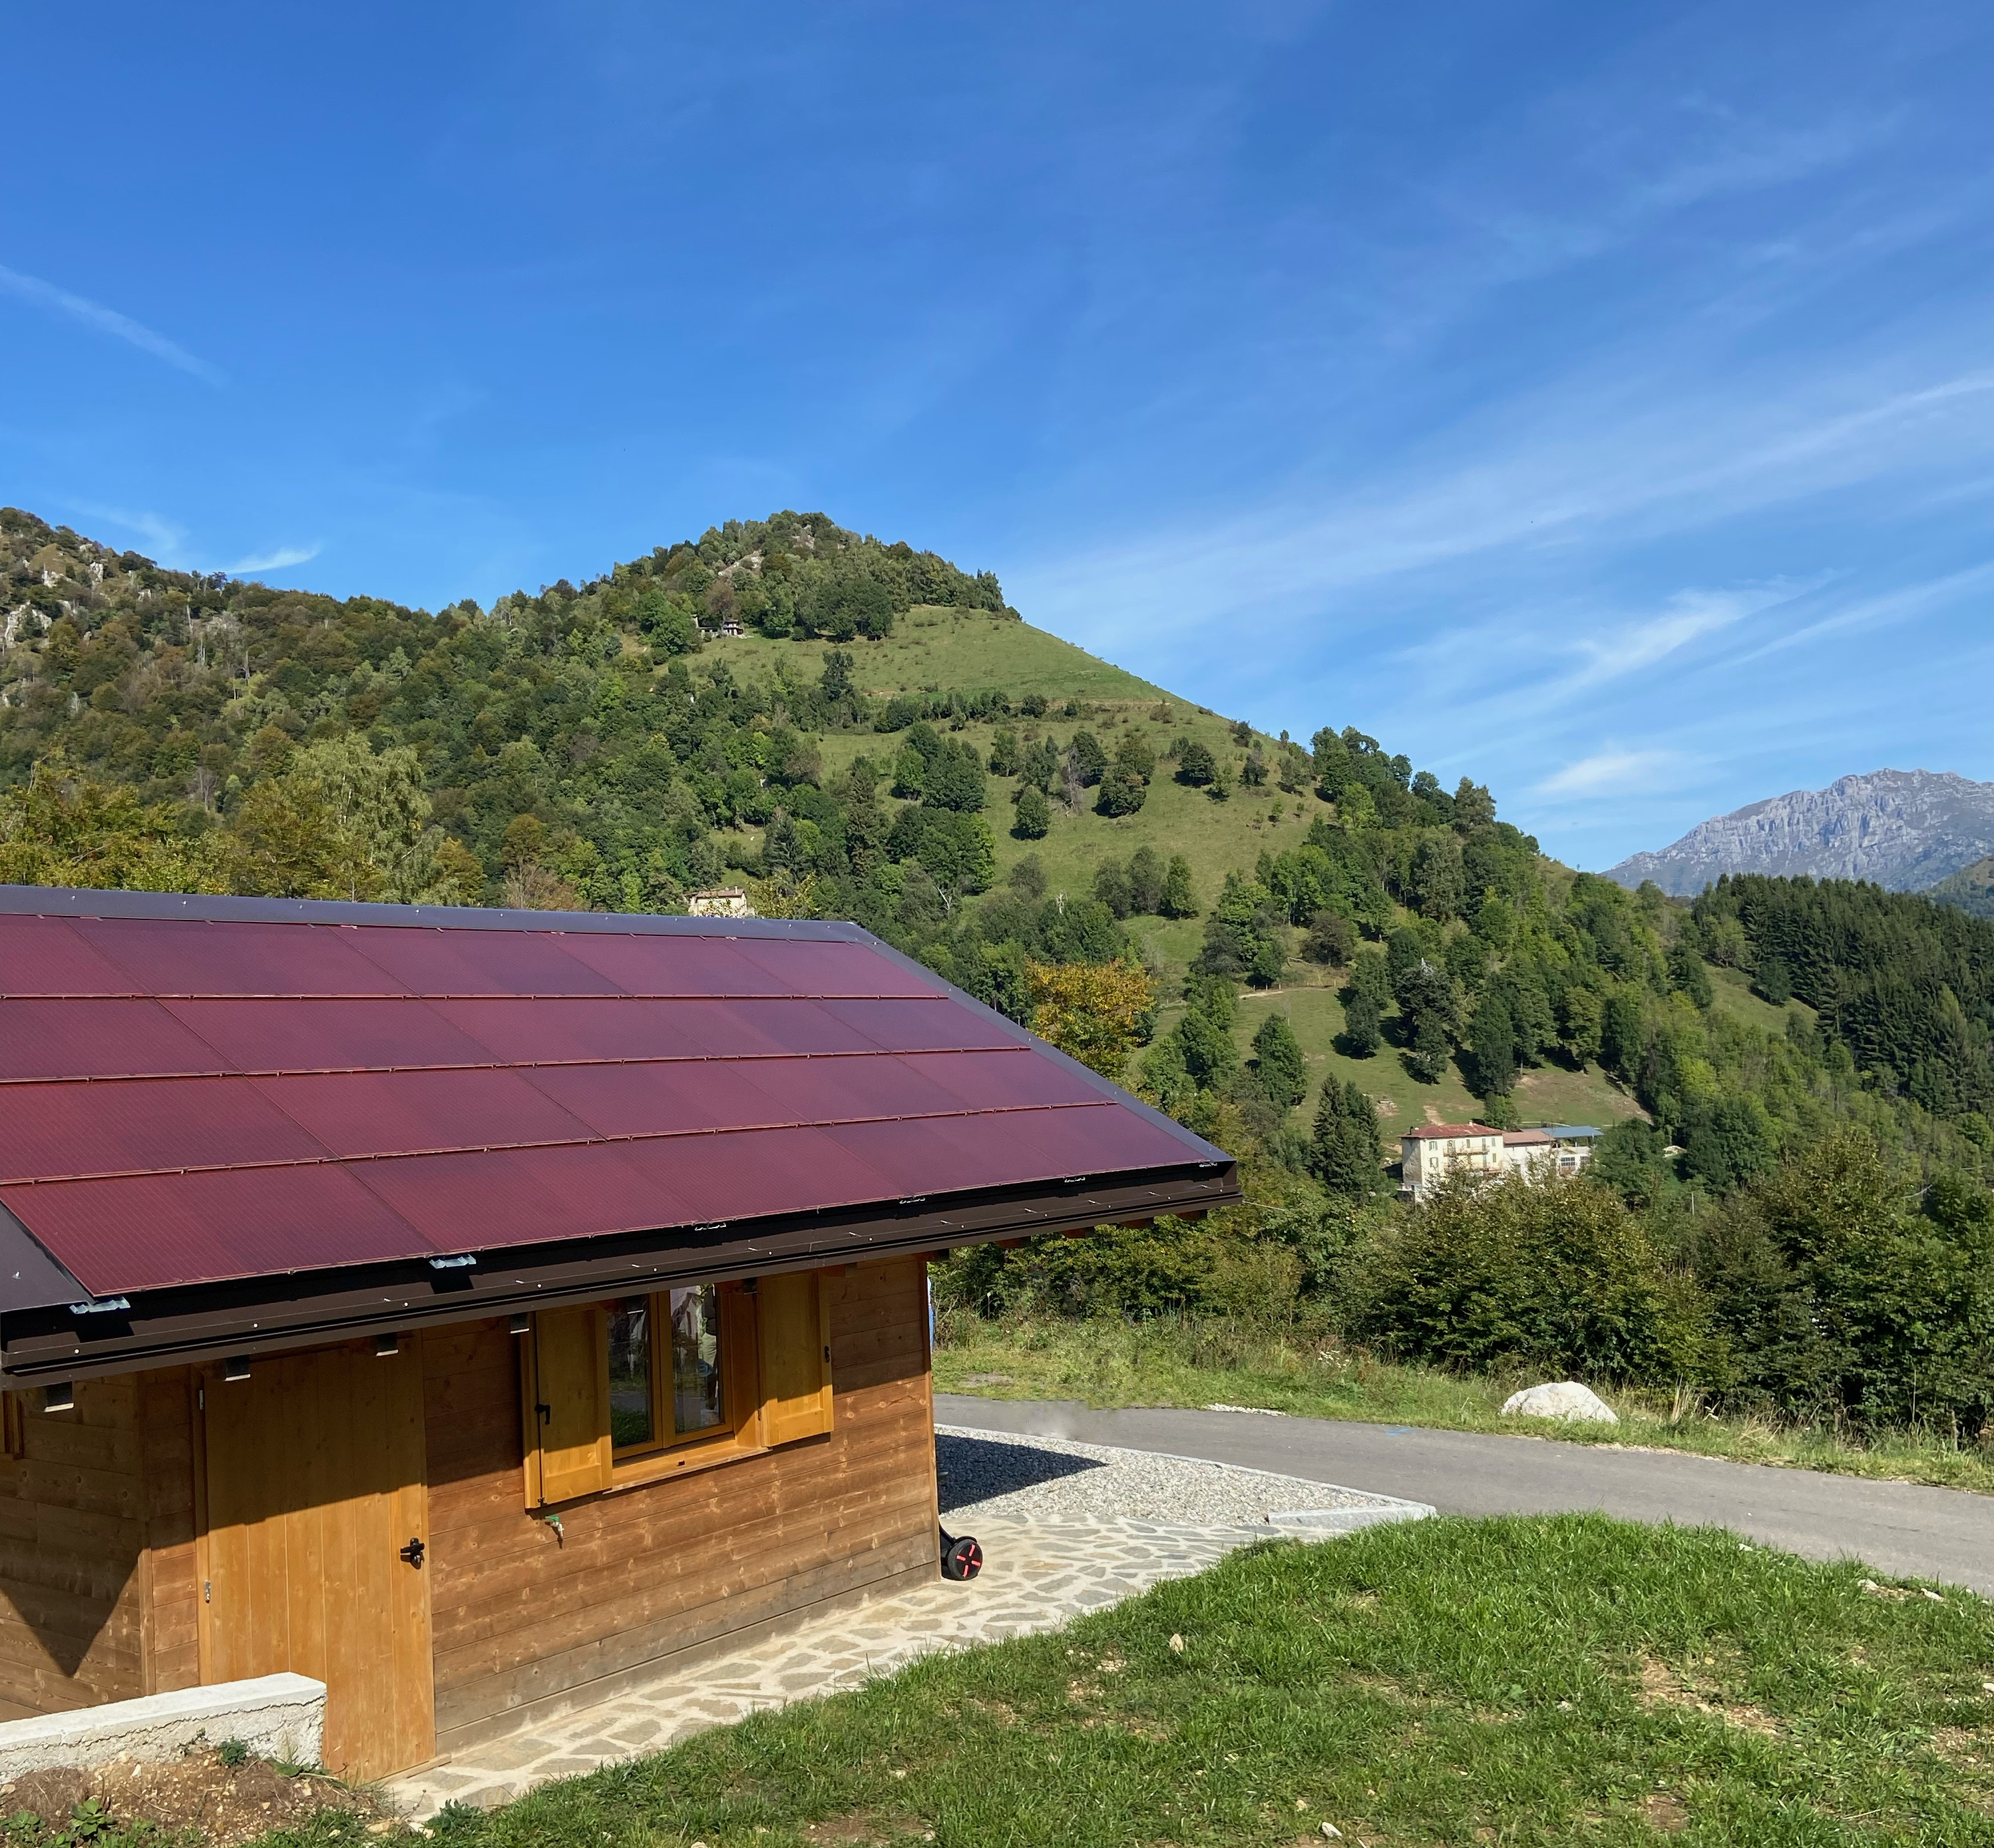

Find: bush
<box><xmin>1354</xmin><ymin>1175</ymin><xmax>1696</xmax><ymax>1381</ymax></box>
<box><xmin>1012</xmin><ymin>784</ymin><xmax>1050</xmax><ymax>839</ymax></box>
<box><xmin>1692</xmin><ymin>1129</ymin><xmax>1994</xmax><ymax>1429</ymax></box>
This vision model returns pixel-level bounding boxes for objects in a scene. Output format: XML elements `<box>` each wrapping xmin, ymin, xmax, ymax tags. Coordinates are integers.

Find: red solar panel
<box><xmin>723</xmin><ymin>935</ymin><xmax>944</xmax><ymax>999</ymax></box>
<box><xmin>256</xmin><ymin>1068</ymin><xmax>600</xmax><ymax>1159</ymax></box>
<box><xmin>0</xmin><ymin>999</ymin><xmax>238</xmax><ymax>1082</ymax></box>
<box><xmin>554</xmin><ymin>932</ymin><xmax>798</xmax><ymax>997</ymax></box>
<box><xmin>0</xmin><ymin>1077</ymin><xmax>329</xmax><ymax>1184</ymax></box>
<box><xmin>2</xmin><ymin>1165</ymin><xmax>427</xmax><ymax>1295</ymax></box>
<box><xmin>343</xmin><ymin>926</ymin><xmax>623</xmax><ymax>996</ymax></box>
<box><xmin>0</xmin><ymin>915</ymin><xmax>138</xmax><ymax>997</ymax></box>
<box><xmin>613</xmin><ymin>1125</ymin><xmax>897</xmax><ymax>1228</ymax></box>
<box><xmin>428</xmin><ymin>997</ymin><xmax>884</xmax><ymax>1064</ymax></box>
<box><xmin>356</xmin><ymin>1144</ymin><xmax>686</xmax><ymax>1250</ymax></box>
<box><xmin>526</xmin><ymin>1060</ymin><xmax>814</xmax><ymax>1138</ymax></box>
<box><xmin>825</xmin><ymin>1104</ymin><xmax>1185</xmax><ymax>1198</ymax></box>
<box><xmin>725</xmin><ymin>1053</ymin><xmax>978</xmax><ymax>1126</ymax></box>
<box><xmin>819</xmin><ymin>997</ymin><xmax>1033</xmax><ymax>1053</ymax></box>
<box><xmin>897</xmin><ymin>1047</ymin><xmax>1104</xmax><ymax>1112</ymax></box>
<box><xmin>71</xmin><ymin>917</ymin><xmax>410</xmax><ymax>997</ymax></box>
<box><xmin>0</xmin><ymin>899</ymin><xmax>1220</xmax><ymax>1297</ymax></box>
<box><xmin>160</xmin><ymin>997</ymin><xmax>499</xmax><ymax>1074</ymax></box>
<box><xmin>427</xmin><ymin>997</ymin><xmax>715</xmax><ymax>1064</ymax></box>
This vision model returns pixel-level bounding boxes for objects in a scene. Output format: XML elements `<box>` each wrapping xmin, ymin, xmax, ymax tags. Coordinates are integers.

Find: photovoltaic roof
<box><xmin>0</xmin><ymin>888</ymin><xmax>1225</xmax><ymax>1301</ymax></box>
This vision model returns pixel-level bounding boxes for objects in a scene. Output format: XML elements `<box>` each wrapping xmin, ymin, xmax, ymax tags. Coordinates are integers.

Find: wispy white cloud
<box><xmin>224</xmin><ymin>544</ymin><xmax>323</xmax><ymax>575</ymax></box>
<box><xmin>1563</xmin><ymin>582</ymin><xmax>1808</xmax><ymax>689</ymax></box>
<box><xmin>0</xmin><ymin>266</ymin><xmax>224</xmax><ymax>385</ymax></box>
<box><xmin>66</xmin><ymin>502</ymin><xmax>193</xmax><ymax>567</ymax></box>
<box><xmin>1012</xmin><ymin>365</ymin><xmax>1994</xmax><ymax>663</ymax></box>
<box><xmin>1533</xmin><ymin>748</ymin><xmax>1682</xmax><ymax>798</ymax></box>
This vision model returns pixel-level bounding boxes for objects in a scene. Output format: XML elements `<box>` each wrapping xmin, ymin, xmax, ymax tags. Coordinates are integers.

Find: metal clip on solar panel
<box><xmin>67</xmin><ymin>1297</ymin><xmax>132</xmax><ymax>1315</ymax></box>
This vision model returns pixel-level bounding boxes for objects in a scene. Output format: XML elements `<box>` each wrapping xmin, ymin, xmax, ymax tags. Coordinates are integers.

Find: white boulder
<box><xmin>1501</xmin><ymin>1381</ymin><xmax>1618</xmax><ymax>1425</ymax></box>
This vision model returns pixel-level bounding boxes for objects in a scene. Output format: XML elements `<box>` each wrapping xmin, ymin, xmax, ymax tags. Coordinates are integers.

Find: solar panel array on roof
<box><xmin>0</xmin><ymin>893</ymin><xmax>1220</xmax><ymax>1300</ymax></box>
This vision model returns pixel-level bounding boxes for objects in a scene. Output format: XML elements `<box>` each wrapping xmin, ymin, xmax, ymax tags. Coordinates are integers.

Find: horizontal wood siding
<box><xmin>425</xmin><ymin>1257</ymin><xmax>938</xmax><ymax>1745</ymax></box>
<box><xmin>0</xmin><ymin>1377</ymin><xmax>148</xmax><ymax>1718</ymax></box>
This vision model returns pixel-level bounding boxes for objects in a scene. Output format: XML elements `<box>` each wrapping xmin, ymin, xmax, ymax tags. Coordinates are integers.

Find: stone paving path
<box><xmin>385</xmin><ymin>1433</ymin><xmax>1434</xmax><ymax>1821</ymax></box>
<box><xmin>387</xmin><ymin>1515</ymin><xmax>1267</xmax><ymax>1818</ymax></box>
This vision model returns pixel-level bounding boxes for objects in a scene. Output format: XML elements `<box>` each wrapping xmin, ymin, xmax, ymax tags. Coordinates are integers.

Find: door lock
<box><xmin>399</xmin><ymin>1536</ymin><xmax>426</xmax><ymax>1568</ymax></box>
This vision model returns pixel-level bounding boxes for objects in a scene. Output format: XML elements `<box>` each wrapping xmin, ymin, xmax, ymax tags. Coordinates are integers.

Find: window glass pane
<box><xmin>671</xmin><ymin>1285</ymin><xmax>725</xmax><ymax>1435</ymax></box>
<box><xmin>607</xmin><ymin>1299</ymin><xmax>654</xmax><ymax>1450</ymax></box>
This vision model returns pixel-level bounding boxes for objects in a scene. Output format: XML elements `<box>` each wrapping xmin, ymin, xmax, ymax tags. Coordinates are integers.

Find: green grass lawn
<box><xmin>932</xmin><ymin>1316</ymin><xmax>1994</xmax><ymax>1498</ymax></box>
<box><xmin>264</xmin><ymin>1516</ymin><xmax>1994</xmax><ymax>1848</ymax></box>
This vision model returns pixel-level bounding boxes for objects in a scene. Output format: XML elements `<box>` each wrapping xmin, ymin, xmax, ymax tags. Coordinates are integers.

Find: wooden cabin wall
<box><xmin>0</xmin><ymin>1377</ymin><xmax>148</xmax><ymax>1718</ymax></box>
<box><xmin>423</xmin><ymin>1255</ymin><xmax>938</xmax><ymax>1749</ymax></box>
<box><xmin>136</xmin><ymin>1369</ymin><xmax>201</xmax><ymax>1696</ymax></box>
<box><xmin>0</xmin><ymin>1368</ymin><xmax>200</xmax><ymax>1720</ymax></box>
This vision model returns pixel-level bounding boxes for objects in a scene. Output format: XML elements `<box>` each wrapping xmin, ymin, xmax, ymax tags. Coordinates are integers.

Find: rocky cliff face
<box><xmin>1605</xmin><ymin>770</ymin><xmax>1994</xmax><ymax>896</ymax></box>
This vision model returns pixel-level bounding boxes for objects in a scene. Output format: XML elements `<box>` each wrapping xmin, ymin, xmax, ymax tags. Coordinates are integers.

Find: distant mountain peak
<box><xmin>1605</xmin><ymin>769</ymin><xmax>1994</xmax><ymax>896</ymax></box>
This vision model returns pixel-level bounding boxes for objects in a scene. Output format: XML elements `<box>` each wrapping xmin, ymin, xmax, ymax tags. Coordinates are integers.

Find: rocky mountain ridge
<box><xmin>1605</xmin><ymin>769</ymin><xmax>1994</xmax><ymax>897</ymax></box>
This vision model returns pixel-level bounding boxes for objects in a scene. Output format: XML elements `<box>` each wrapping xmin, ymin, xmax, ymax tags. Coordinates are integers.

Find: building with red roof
<box><xmin>0</xmin><ymin>886</ymin><xmax>1237</xmax><ymax>1777</ymax></box>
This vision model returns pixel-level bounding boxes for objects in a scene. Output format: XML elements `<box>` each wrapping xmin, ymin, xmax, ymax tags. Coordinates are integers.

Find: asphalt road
<box><xmin>934</xmin><ymin>1393</ymin><xmax>1993</xmax><ymax>1598</ymax></box>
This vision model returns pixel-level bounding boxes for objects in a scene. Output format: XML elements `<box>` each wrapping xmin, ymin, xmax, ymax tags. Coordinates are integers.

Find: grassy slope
<box><xmin>715</xmin><ymin>610</ymin><xmax>1641</xmax><ymax>1132</ymax></box>
<box><xmin>270</xmin><ymin>1516</ymin><xmax>1994</xmax><ymax>1848</ymax></box>
<box><xmin>1706</xmin><ymin>964</ymin><xmax>1817</xmax><ymax>1039</ymax></box>
<box><xmin>932</xmin><ymin>1317</ymin><xmax>1994</xmax><ymax>1497</ymax></box>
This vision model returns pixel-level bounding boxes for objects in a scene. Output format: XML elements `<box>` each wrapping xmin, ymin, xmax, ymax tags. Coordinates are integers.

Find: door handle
<box><xmin>399</xmin><ymin>1536</ymin><xmax>426</xmax><ymax>1568</ymax></box>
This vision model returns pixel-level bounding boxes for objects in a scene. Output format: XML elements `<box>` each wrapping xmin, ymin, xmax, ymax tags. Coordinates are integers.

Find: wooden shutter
<box><xmin>757</xmin><ymin>1270</ymin><xmax>833</xmax><ymax>1447</ymax></box>
<box><xmin>521</xmin><ymin>1305</ymin><xmax>612</xmax><ymax>1505</ymax></box>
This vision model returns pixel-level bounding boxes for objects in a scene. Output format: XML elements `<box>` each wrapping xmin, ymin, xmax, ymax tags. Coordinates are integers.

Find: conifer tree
<box><xmin>1251</xmin><ymin>1012</ymin><xmax>1307</xmax><ymax>1111</ymax></box>
<box><xmin>1312</xmin><ymin>1079</ymin><xmax>1382</xmax><ymax>1199</ymax></box>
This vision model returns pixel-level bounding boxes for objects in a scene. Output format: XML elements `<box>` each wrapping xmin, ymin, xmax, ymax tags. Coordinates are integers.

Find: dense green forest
<box><xmin>5</xmin><ymin>504</ymin><xmax>1991</xmax><ymax>1435</ymax></box>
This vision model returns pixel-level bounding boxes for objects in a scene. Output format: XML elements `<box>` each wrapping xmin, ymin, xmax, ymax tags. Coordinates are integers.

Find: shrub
<box><xmin>1012</xmin><ymin>785</ymin><xmax>1050</xmax><ymax>839</ymax></box>
<box><xmin>1693</xmin><ymin>1129</ymin><xmax>1994</xmax><ymax>1429</ymax></box>
<box><xmin>1354</xmin><ymin>1175</ymin><xmax>1695</xmax><ymax>1381</ymax></box>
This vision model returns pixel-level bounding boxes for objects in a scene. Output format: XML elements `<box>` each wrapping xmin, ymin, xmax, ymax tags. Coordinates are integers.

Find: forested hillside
<box><xmin>6</xmin><ymin>503</ymin><xmax>1994</xmax><ymax>1430</ymax></box>
<box><xmin>3</xmin><ymin>502</ymin><xmax>1991</xmax><ymax>1174</ymax></box>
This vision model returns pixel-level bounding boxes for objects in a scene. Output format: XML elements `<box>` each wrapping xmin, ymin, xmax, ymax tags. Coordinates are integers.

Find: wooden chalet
<box><xmin>0</xmin><ymin>887</ymin><xmax>1238</xmax><ymax>1781</ymax></box>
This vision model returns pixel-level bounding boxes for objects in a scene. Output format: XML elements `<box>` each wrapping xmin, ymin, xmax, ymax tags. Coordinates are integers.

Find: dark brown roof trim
<box><xmin>0</xmin><ymin>1162</ymin><xmax>1239</xmax><ymax>1385</ymax></box>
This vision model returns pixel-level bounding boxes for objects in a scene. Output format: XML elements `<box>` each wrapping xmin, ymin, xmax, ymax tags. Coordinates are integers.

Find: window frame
<box><xmin>606</xmin><ymin>1282</ymin><xmax>765</xmax><ymax>1487</ymax></box>
<box><xmin>520</xmin><ymin>1268</ymin><xmax>838</xmax><ymax>1509</ymax></box>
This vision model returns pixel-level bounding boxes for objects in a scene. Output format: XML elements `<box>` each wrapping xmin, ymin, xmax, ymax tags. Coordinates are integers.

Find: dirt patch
<box><xmin>801</xmin><ymin>1815</ymin><xmax>929</xmax><ymax>1845</ymax></box>
<box><xmin>1637</xmin><ymin>1656</ymin><xmax>1780</xmax><ymax>1736</ymax></box>
<box><xmin>0</xmin><ymin>1749</ymin><xmax>377</xmax><ymax>1848</ymax></box>
<box><xmin>1641</xmin><ymin>1791</ymin><xmax>1691</xmax><ymax>1833</ymax></box>
<box><xmin>1932</xmin><ymin>1726</ymin><xmax>1991</xmax><ymax>1768</ymax></box>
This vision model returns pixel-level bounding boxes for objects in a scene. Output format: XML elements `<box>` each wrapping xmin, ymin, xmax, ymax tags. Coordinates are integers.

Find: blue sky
<box><xmin>7</xmin><ymin>1</ymin><xmax>1993</xmax><ymax>869</ymax></box>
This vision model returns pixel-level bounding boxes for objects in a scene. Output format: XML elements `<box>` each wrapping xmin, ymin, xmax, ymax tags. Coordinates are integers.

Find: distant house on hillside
<box><xmin>1399</xmin><ymin>1124</ymin><xmax>1503</xmax><ymax>1201</ymax></box>
<box><xmin>688</xmin><ymin>885</ymin><xmax>755</xmax><ymax>918</ymax></box>
<box><xmin>1400</xmin><ymin>1122</ymin><xmax>1603</xmax><ymax>1201</ymax></box>
<box><xmin>1539</xmin><ymin>1124</ymin><xmax>1603</xmax><ymax>1175</ymax></box>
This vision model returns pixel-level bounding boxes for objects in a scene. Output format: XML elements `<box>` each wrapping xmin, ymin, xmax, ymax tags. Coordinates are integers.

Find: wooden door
<box><xmin>199</xmin><ymin>1341</ymin><xmax>434</xmax><ymax>1781</ymax></box>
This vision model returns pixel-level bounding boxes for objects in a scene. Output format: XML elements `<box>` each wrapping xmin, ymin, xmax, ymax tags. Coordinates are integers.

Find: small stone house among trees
<box><xmin>0</xmin><ymin>887</ymin><xmax>1236</xmax><ymax>1782</ymax></box>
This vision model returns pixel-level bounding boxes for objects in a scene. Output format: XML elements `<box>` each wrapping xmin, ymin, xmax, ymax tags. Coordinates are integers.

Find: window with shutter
<box><xmin>520</xmin><ymin>1304</ymin><xmax>612</xmax><ymax>1506</ymax></box>
<box><xmin>758</xmin><ymin>1269</ymin><xmax>833</xmax><ymax>1446</ymax></box>
<box><xmin>518</xmin><ymin>1269</ymin><xmax>835</xmax><ymax>1507</ymax></box>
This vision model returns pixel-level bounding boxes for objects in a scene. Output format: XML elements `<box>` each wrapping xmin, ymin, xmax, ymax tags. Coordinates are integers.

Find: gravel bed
<box><xmin>937</xmin><ymin>1425</ymin><xmax>1412</xmax><ymax>1528</ymax></box>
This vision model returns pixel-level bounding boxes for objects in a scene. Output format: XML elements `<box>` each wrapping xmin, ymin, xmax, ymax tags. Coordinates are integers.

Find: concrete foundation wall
<box><xmin>0</xmin><ymin>1674</ymin><xmax>325</xmax><ymax>1777</ymax></box>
